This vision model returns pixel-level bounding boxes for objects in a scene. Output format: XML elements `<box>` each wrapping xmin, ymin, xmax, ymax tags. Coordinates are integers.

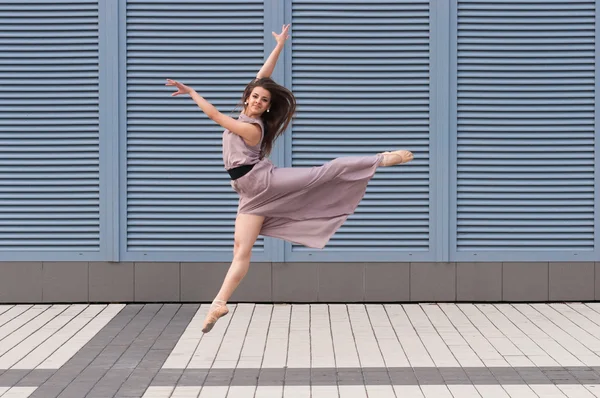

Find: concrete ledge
<box><xmin>134</xmin><ymin>262</ymin><xmax>179</xmax><ymax>302</ymax></box>
<box><xmin>411</xmin><ymin>263</ymin><xmax>456</xmax><ymax>302</ymax></box>
<box><xmin>0</xmin><ymin>262</ymin><xmax>597</xmax><ymax>303</ymax></box>
<box><xmin>502</xmin><ymin>262</ymin><xmax>548</xmax><ymax>302</ymax></box>
<box><xmin>596</xmin><ymin>262</ymin><xmax>600</xmax><ymax>300</ymax></box>
<box><xmin>549</xmin><ymin>262</ymin><xmax>595</xmax><ymax>301</ymax></box>
<box><xmin>42</xmin><ymin>262</ymin><xmax>88</xmax><ymax>302</ymax></box>
<box><xmin>89</xmin><ymin>262</ymin><xmax>134</xmax><ymax>302</ymax></box>
<box><xmin>457</xmin><ymin>262</ymin><xmax>502</xmax><ymax>302</ymax></box>
<box><xmin>0</xmin><ymin>262</ymin><xmax>42</xmax><ymax>303</ymax></box>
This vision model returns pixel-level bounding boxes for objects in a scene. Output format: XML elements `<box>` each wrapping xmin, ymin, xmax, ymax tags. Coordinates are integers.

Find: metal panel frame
<box><xmin>4</xmin><ymin>0</ymin><xmax>597</xmax><ymax>263</ymax></box>
<box><xmin>263</xmin><ymin>0</ymin><xmax>286</xmax><ymax>263</ymax></box>
<box><xmin>118</xmin><ymin>0</ymin><xmax>272</xmax><ymax>263</ymax></box>
<box><xmin>449</xmin><ymin>0</ymin><xmax>459</xmax><ymax>263</ymax></box>
<box><xmin>100</xmin><ymin>0</ymin><xmax>120</xmax><ymax>262</ymax></box>
<box><xmin>118</xmin><ymin>0</ymin><xmax>128</xmax><ymax>262</ymax></box>
<box><xmin>593</xmin><ymin>0</ymin><xmax>600</xmax><ymax>260</ymax></box>
<box><xmin>118</xmin><ymin>0</ymin><xmax>131</xmax><ymax>262</ymax></box>
<box><xmin>283</xmin><ymin>0</ymin><xmax>441</xmax><ymax>262</ymax></box>
<box><xmin>282</xmin><ymin>0</ymin><xmax>294</xmax><ymax>261</ymax></box>
<box><xmin>0</xmin><ymin>0</ymin><xmax>109</xmax><ymax>262</ymax></box>
<box><xmin>449</xmin><ymin>0</ymin><xmax>599</xmax><ymax>262</ymax></box>
<box><xmin>430</xmin><ymin>0</ymin><xmax>451</xmax><ymax>262</ymax></box>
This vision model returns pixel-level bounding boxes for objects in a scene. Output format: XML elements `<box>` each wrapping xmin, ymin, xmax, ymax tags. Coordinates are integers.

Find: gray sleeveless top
<box><xmin>222</xmin><ymin>113</ymin><xmax>264</xmax><ymax>169</ymax></box>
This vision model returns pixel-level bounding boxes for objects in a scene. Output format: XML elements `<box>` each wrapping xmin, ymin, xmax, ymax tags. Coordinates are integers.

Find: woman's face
<box><xmin>246</xmin><ymin>86</ymin><xmax>271</xmax><ymax>117</ymax></box>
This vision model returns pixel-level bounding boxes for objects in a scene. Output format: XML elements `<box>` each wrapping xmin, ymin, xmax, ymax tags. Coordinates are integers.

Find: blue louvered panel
<box><xmin>125</xmin><ymin>0</ymin><xmax>265</xmax><ymax>255</ymax></box>
<box><xmin>290</xmin><ymin>0</ymin><xmax>431</xmax><ymax>253</ymax></box>
<box><xmin>455</xmin><ymin>0</ymin><xmax>595</xmax><ymax>254</ymax></box>
<box><xmin>0</xmin><ymin>0</ymin><xmax>100</xmax><ymax>252</ymax></box>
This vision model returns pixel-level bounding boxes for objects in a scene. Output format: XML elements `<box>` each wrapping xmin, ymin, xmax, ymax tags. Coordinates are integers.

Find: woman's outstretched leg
<box><xmin>202</xmin><ymin>213</ymin><xmax>265</xmax><ymax>333</ymax></box>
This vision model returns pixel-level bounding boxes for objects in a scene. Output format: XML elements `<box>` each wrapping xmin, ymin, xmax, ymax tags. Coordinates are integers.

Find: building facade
<box><xmin>0</xmin><ymin>0</ymin><xmax>598</xmax><ymax>302</ymax></box>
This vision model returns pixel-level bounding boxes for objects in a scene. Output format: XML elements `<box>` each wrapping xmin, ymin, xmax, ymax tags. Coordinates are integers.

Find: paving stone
<box><xmin>6</xmin><ymin>303</ymin><xmax>600</xmax><ymax>397</ymax></box>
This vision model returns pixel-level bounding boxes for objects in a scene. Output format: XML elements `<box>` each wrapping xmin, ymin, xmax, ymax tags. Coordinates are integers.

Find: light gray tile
<box><xmin>318</xmin><ymin>263</ymin><xmax>364</xmax><ymax>302</ymax></box>
<box><xmin>0</xmin><ymin>262</ymin><xmax>42</xmax><ymax>302</ymax></box>
<box><xmin>230</xmin><ymin>262</ymin><xmax>272</xmax><ymax>302</ymax></box>
<box><xmin>43</xmin><ymin>262</ymin><xmax>88</xmax><ymax>302</ymax></box>
<box><xmin>89</xmin><ymin>262</ymin><xmax>134</xmax><ymax>302</ymax></box>
<box><xmin>503</xmin><ymin>262</ymin><xmax>548</xmax><ymax>302</ymax></box>
<box><xmin>180</xmin><ymin>262</ymin><xmax>229</xmax><ymax>302</ymax></box>
<box><xmin>364</xmin><ymin>262</ymin><xmax>409</xmax><ymax>302</ymax></box>
<box><xmin>410</xmin><ymin>262</ymin><xmax>456</xmax><ymax>302</ymax></box>
<box><xmin>273</xmin><ymin>262</ymin><xmax>318</xmax><ymax>302</ymax></box>
<box><xmin>549</xmin><ymin>262</ymin><xmax>594</xmax><ymax>301</ymax></box>
<box><xmin>134</xmin><ymin>263</ymin><xmax>179</xmax><ymax>302</ymax></box>
<box><xmin>457</xmin><ymin>262</ymin><xmax>502</xmax><ymax>302</ymax></box>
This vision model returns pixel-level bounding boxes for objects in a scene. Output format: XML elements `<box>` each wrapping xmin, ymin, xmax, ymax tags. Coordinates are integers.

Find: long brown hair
<box><xmin>240</xmin><ymin>77</ymin><xmax>296</xmax><ymax>157</ymax></box>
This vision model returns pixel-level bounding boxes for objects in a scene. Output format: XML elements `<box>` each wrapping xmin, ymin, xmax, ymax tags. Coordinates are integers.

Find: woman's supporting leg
<box><xmin>202</xmin><ymin>213</ymin><xmax>265</xmax><ymax>333</ymax></box>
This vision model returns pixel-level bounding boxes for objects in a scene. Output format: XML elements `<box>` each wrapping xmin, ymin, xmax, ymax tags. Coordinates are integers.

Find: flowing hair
<box><xmin>239</xmin><ymin>77</ymin><xmax>296</xmax><ymax>157</ymax></box>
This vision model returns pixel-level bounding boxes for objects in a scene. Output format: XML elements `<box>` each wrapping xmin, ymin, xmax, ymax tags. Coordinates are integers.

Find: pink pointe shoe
<box><xmin>202</xmin><ymin>300</ymin><xmax>229</xmax><ymax>333</ymax></box>
<box><xmin>379</xmin><ymin>150</ymin><xmax>414</xmax><ymax>167</ymax></box>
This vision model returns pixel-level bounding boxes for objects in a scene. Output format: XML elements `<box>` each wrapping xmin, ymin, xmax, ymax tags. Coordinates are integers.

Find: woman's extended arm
<box><xmin>166</xmin><ymin>79</ymin><xmax>262</xmax><ymax>146</ymax></box>
<box><xmin>256</xmin><ymin>24</ymin><xmax>290</xmax><ymax>79</ymax></box>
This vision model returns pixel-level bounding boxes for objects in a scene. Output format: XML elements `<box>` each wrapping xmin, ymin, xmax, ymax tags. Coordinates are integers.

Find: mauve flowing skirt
<box><xmin>230</xmin><ymin>154</ymin><xmax>383</xmax><ymax>249</ymax></box>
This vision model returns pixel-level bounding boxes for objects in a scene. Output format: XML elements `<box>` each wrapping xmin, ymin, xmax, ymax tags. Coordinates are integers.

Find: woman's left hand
<box><xmin>165</xmin><ymin>79</ymin><xmax>193</xmax><ymax>96</ymax></box>
<box><xmin>272</xmin><ymin>24</ymin><xmax>290</xmax><ymax>45</ymax></box>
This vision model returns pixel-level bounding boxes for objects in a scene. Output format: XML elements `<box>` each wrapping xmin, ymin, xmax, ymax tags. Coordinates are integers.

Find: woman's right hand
<box><xmin>165</xmin><ymin>79</ymin><xmax>194</xmax><ymax>96</ymax></box>
<box><xmin>272</xmin><ymin>24</ymin><xmax>290</xmax><ymax>46</ymax></box>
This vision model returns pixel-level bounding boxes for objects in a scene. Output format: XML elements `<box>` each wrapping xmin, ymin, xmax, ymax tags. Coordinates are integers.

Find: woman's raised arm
<box><xmin>166</xmin><ymin>79</ymin><xmax>262</xmax><ymax>146</ymax></box>
<box><xmin>256</xmin><ymin>24</ymin><xmax>290</xmax><ymax>79</ymax></box>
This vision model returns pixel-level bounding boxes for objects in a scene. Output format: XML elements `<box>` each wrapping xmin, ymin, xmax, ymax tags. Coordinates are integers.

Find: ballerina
<box><xmin>166</xmin><ymin>24</ymin><xmax>413</xmax><ymax>333</ymax></box>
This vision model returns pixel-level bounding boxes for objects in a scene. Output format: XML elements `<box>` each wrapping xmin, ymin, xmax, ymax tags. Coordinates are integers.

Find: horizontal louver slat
<box><xmin>0</xmin><ymin>0</ymin><xmax>100</xmax><ymax>253</ymax></box>
<box><xmin>291</xmin><ymin>0</ymin><xmax>431</xmax><ymax>253</ymax></box>
<box><xmin>455</xmin><ymin>0</ymin><xmax>595</xmax><ymax>253</ymax></box>
<box><xmin>126</xmin><ymin>0</ymin><xmax>264</xmax><ymax>253</ymax></box>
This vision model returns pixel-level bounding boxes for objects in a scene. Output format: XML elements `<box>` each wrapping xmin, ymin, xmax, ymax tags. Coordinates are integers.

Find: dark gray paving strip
<box><xmin>203</xmin><ymin>368</ymin><xmax>234</xmax><ymax>387</ymax></box>
<box><xmin>230</xmin><ymin>368</ymin><xmax>260</xmax><ymax>386</ymax></box>
<box><xmin>388</xmin><ymin>368</ymin><xmax>418</xmax><ymax>385</ymax></box>
<box><xmin>149</xmin><ymin>369</ymin><xmax>185</xmax><ymax>389</ymax></box>
<box><xmin>413</xmin><ymin>368</ymin><xmax>444</xmax><ymax>385</ymax></box>
<box><xmin>115</xmin><ymin>304</ymin><xmax>199</xmax><ymax>398</ymax></box>
<box><xmin>569</xmin><ymin>367</ymin><xmax>600</xmax><ymax>383</ymax></box>
<box><xmin>439</xmin><ymin>367</ymin><xmax>471</xmax><ymax>385</ymax></box>
<box><xmin>28</xmin><ymin>305</ymin><xmax>143</xmax><ymax>398</ymax></box>
<box><xmin>1</xmin><ymin>306</ymin><xmax>140</xmax><ymax>392</ymax></box>
<box><xmin>488</xmin><ymin>367</ymin><xmax>526</xmax><ymax>385</ymax></box>
<box><xmin>85</xmin><ymin>304</ymin><xmax>182</xmax><ymax>398</ymax></box>
<box><xmin>151</xmin><ymin>367</ymin><xmax>600</xmax><ymax>386</ymax></box>
<box><xmin>14</xmin><ymin>370</ymin><xmax>57</xmax><ymax>387</ymax></box>
<box><xmin>463</xmin><ymin>367</ymin><xmax>500</xmax><ymax>385</ymax></box>
<box><xmin>540</xmin><ymin>366</ymin><xmax>580</xmax><ymax>384</ymax></box>
<box><xmin>55</xmin><ymin>304</ymin><xmax>163</xmax><ymax>398</ymax></box>
<box><xmin>5</xmin><ymin>303</ymin><xmax>600</xmax><ymax>397</ymax></box>
<box><xmin>259</xmin><ymin>368</ymin><xmax>285</xmax><ymax>387</ymax></box>
<box><xmin>0</xmin><ymin>370</ymin><xmax>56</xmax><ymax>388</ymax></box>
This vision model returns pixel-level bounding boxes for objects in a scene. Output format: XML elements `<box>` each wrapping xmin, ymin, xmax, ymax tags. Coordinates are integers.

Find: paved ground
<box><xmin>1</xmin><ymin>304</ymin><xmax>600</xmax><ymax>397</ymax></box>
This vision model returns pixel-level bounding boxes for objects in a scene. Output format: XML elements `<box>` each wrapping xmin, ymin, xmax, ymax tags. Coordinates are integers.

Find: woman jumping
<box><xmin>166</xmin><ymin>24</ymin><xmax>413</xmax><ymax>333</ymax></box>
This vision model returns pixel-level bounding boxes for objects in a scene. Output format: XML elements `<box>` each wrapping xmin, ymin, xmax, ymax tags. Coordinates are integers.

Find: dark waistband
<box><xmin>227</xmin><ymin>164</ymin><xmax>255</xmax><ymax>180</ymax></box>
